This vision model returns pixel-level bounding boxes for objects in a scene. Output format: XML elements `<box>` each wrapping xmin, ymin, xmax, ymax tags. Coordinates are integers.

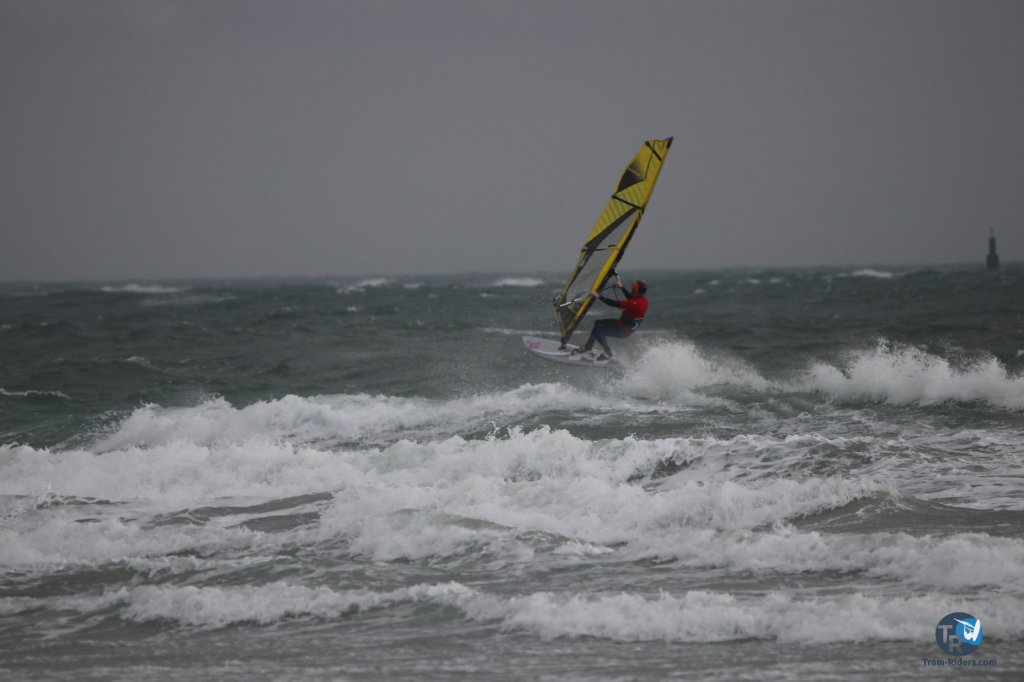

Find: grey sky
<box><xmin>1</xmin><ymin>0</ymin><xmax>1021</xmax><ymax>281</ymax></box>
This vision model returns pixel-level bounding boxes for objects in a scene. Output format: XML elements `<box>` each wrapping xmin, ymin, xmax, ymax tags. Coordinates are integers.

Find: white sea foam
<box><xmin>3</xmin><ymin>370</ymin><xmax>1021</xmax><ymax>589</ymax></box>
<box><xmin>90</xmin><ymin>384</ymin><xmax>609</xmax><ymax>452</ymax></box>
<box><xmin>122</xmin><ymin>355</ymin><xmax>162</xmax><ymax>370</ymax></box>
<box><xmin>629</xmin><ymin>527</ymin><xmax>1024</xmax><ymax>590</ymax></box>
<box><xmin>4</xmin><ymin>421</ymin><xmax>1024</xmax><ymax>596</ymax></box>
<box><xmin>0</xmin><ymin>512</ymin><xmax>259</xmax><ymax>566</ymax></box>
<box><xmin>610</xmin><ymin>339</ymin><xmax>1024</xmax><ymax>411</ymax></box>
<box><xmin>25</xmin><ymin>581</ymin><xmax>1020</xmax><ymax>642</ymax></box>
<box><xmin>0</xmin><ymin>387</ymin><xmax>70</xmax><ymax>400</ymax></box>
<box><xmin>616</xmin><ymin>341</ymin><xmax>771</xmax><ymax>401</ymax></box>
<box><xmin>337</xmin><ymin>278</ymin><xmax>392</xmax><ymax>294</ymax></box>
<box><xmin>123</xmin><ymin>583</ymin><xmax>372</xmax><ymax>628</ymax></box>
<box><xmin>0</xmin><ymin>426</ymin><xmax>881</xmax><ymax>566</ymax></box>
<box><xmin>99</xmin><ymin>284</ymin><xmax>184</xmax><ymax>294</ymax></box>
<box><xmin>467</xmin><ymin>589</ymin><xmax>1024</xmax><ymax>643</ymax></box>
<box><xmin>839</xmin><ymin>269</ymin><xmax>896</xmax><ymax>279</ymax></box>
<box><xmin>492</xmin><ymin>277</ymin><xmax>545</xmax><ymax>287</ymax></box>
<box><xmin>802</xmin><ymin>342</ymin><xmax>1024</xmax><ymax>409</ymax></box>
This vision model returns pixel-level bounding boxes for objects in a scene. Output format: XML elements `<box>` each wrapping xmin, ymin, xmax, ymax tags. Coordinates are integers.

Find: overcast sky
<box><xmin>1</xmin><ymin>0</ymin><xmax>1021</xmax><ymax>281</ymax></box>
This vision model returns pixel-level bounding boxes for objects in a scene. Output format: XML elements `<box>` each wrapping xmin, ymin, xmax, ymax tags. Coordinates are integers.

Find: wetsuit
<box><xmin>582</xmin><ymin>290</ymin><xmax>648</xmax><ymax>356</ymax></box>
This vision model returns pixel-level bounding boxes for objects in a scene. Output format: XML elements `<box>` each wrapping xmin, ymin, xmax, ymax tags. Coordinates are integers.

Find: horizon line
<box><xmin>0</xmin><ymin>261</ymin><xmax>1018</xmax><ymax>286</ymax></box>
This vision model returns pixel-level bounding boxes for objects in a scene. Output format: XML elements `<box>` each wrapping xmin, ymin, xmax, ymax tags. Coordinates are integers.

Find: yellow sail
<box><xmin>554</xmin><ymin>137</ymin><xmax>673</xmax><ymax>344</ymax></box>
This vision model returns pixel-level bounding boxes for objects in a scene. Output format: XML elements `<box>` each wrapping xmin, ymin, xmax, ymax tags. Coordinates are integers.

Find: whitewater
<box><xmin>1</xmin><ymin>267</ymin><xmax>1022</xmax><ymax>680</ymax></box>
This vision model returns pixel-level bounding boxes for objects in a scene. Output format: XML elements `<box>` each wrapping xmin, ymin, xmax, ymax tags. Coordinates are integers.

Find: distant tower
<box><xmin>986</xmin><ymin>229</ymin><xmax>1000</xmax><ymax>271</ymax></box>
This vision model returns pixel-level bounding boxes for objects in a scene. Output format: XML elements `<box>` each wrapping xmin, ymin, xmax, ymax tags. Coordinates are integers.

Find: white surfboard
<box><xmin>522</xmin><ymin>335</ymin><xmax>619</xmax><ymax>367</ymax></box>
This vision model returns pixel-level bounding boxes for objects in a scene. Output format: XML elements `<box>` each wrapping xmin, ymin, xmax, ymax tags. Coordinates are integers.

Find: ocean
<box><xmin>1</xmin><ymin>266</ymin><xmax>1022</xmax><ymax>680</ymax></box>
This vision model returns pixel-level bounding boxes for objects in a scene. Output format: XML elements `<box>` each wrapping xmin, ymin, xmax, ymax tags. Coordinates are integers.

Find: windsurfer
<box><xmin>573</xmin><ymin>278</ymin><xmax>648</xmax><ymax>360</ymax></box>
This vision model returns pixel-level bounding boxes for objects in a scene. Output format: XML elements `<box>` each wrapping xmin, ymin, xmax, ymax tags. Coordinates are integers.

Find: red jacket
<box><xmin>597</xmin><ymin>291</ymin><xmax>648</xmax><ymax>332</ymax></box>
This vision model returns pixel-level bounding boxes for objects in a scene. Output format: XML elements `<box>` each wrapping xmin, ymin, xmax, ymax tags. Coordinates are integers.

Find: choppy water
<box><xmin>2</xmin><ymin>267</ymin><xmax>1023</xmax><ymax>680</ymax></box>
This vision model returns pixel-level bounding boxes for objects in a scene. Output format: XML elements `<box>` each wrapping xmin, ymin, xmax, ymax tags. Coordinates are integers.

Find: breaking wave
<box><xmin>492</xmin><ymin>277</ymin><xmax>546</xmax><ymax>287</ymax></box>
<box><xmin>801</xmin><ymin>341</ymin><xmax>1024</xmax><ymax>409</ymax></box>
<box><xmin>6</xmin><ymin>582</ymin><xmax>1023</xmax><ymax>643</ymax></box>
<box><xmin>613</xmin><ymin>340</ymin><xmax>1024</xmax><ymax>410</ymax></box>
<box><xmin>99</xmin><ymin>284</ymin><xmax>185</xmax><ymax>294</ymax></box>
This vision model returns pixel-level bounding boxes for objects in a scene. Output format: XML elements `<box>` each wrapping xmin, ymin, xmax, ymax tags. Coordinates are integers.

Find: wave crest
<box><xmin>802</xmin><ymin>341</ymin><xmax>1024</xmax><ymax>409</ymax></box>
<box><xmin>81</xmin><ymin>582</ymin><xmax>1024</xmax><ymax>641</ymax></box>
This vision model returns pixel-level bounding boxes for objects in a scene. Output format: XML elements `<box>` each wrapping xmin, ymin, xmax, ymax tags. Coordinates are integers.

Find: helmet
<box><xmin>631</xmin><ymin>279</ymin><xmax>648</xmax><ymax>295</ymax></box>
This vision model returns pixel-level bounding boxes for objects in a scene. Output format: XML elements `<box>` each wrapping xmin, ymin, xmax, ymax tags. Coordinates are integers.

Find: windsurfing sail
<box><xmin>553</xmin><ymin>137</ymin><xmax>673</xmax><ymax>345</ymax></box>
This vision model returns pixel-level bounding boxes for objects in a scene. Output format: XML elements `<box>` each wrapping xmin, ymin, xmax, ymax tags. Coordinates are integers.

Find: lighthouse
<box><xmin>987</xmin><ymin>229</ymin><xmax>1000</xmax><ymax>271</ymax></box>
